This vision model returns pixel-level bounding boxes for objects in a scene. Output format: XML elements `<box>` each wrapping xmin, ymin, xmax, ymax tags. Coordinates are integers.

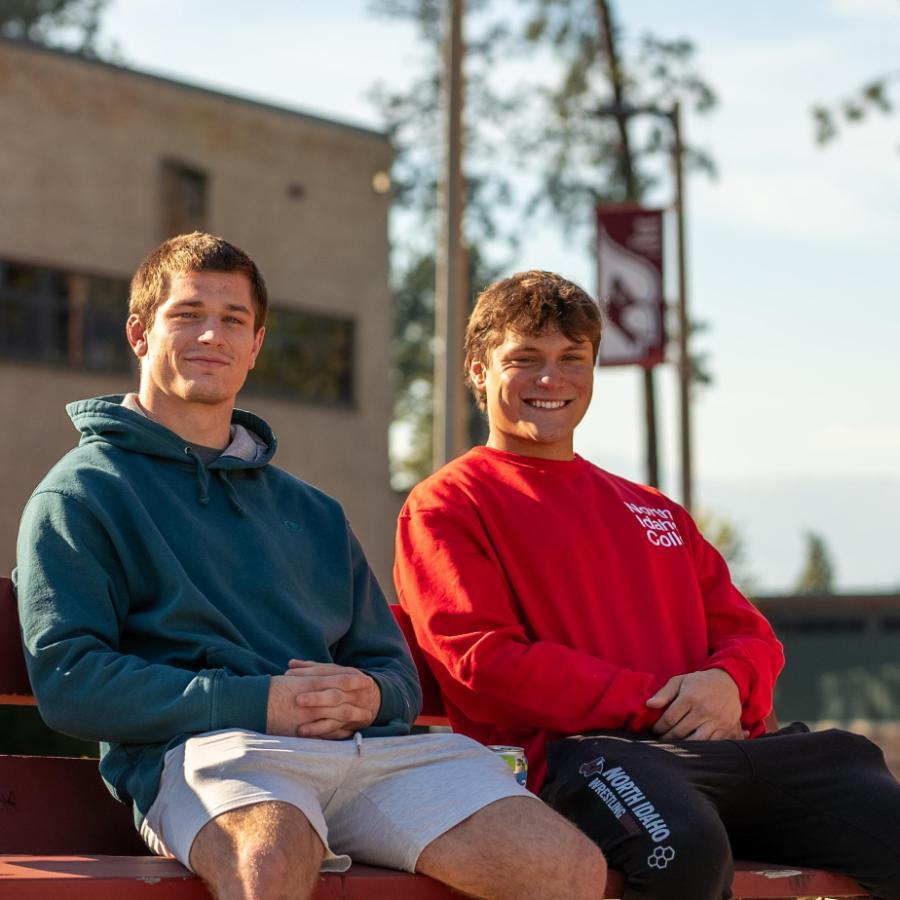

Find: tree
<box><xmin>370</xmin><ymin>0</ymin><xmax>718</xmax><ymax>487</ymax></box>
<box><xmin>795</xmin><ymin>531</ymin><xmax>837</xmax><ymax>595</ymax></box>
<box><xmin>695</xmin><ymin>509</ymin><xmax>756</xmax><ymax>598</ymax></box>
<box><xmin>0</xmin><ymin>0</ymin><xmax>110</xmax><ymax>55</ymax></box>
<box><xmin>813</xmin><ymin>74</ymin><xmax>899</xmax><ymax>146</ymax></box>
<box><xmin>811</xmin><ymin>2</ymin><xmax>899</xmax><ymax>148</ymax></box>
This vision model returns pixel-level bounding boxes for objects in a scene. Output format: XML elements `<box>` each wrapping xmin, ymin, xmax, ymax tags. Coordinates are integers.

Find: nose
<box><xmin>197</xmin><ymin>320</ymin><xmax>225</xmax><ymax>345</ymax></box>
<box><xmin>536</xmin><ymin>364</ymin><xmax>564</xmax><ymax>385</ymax></box>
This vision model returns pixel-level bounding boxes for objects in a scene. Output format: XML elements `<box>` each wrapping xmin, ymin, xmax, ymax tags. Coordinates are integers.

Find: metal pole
<box><xmin>433</xmin><ymin>0</ymin><xmax>466</xmax><ymax>471</ymax></box>
<box><xmin>642</xmin><ymin>367</ymin><xmax>659</xmax><ymax>487</ymax></box>
<box><xmin>672</xmin><ymin>101</ymin><xmax>693</xmax><ymax>512</ymax></box>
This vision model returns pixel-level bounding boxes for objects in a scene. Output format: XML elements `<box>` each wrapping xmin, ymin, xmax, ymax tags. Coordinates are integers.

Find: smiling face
<box><xmin>126</xmin><ymin>269</ymin><xmax>265</xmax><ymax>416</ymax></box>
<box><xmin>469</xmin><ymin>326</ymin><xmax>595</xmax><ymax>460</ymax></box>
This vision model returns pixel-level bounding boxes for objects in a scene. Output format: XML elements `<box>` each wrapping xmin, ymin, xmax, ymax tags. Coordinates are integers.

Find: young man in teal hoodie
<box><xmin>15</xmin><ymin>234</ymin><xmax>606</xmax><ymax>900</ymax></box>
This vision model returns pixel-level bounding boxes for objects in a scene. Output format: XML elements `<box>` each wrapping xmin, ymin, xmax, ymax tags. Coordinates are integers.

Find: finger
<box><xmin>310</xmin><ymin>727</ymin><xmax>355</xmax><ymax>741</ymax></box>
<box><xmin>288</xmin><ymin>659</ymin><xmax>345</xmax><ymax>671</ymax></box>
<box><xmin>659</xmin><ymin>709</ymin><xmax>704</xmax><ymax>741</ymax></box>
<box><xmin>684</xmin><ymin>723</ymin><xmax>717</xmax><ymax>741</ymax></box>
<box><xmin>295</xmin><ymin>688</ymin><xmax>349</xmax><ymax>707</ymax></box>
<box><xmin>296</xmin><ymin>700</ymin><xmax>371</xmax><ymax>725</ymax></box>
<box><xmin>660</xmin><ymin>722</ymin><xmax>695</xmax><ymax>741</ymax></box>
<box><xmin>288</xmin><ymin>672</ymin><xmax>371</xmax><ymax>692</ymax></box>
<box><xmin>297</xmin><ymin>717</ymin><xmax>343</xmax><ymax>737</ymax></box>
<box><xmin>297</xmin><ymin>718</ymin><xmax>361</xmax><ymax>739</ymax></box>
<box><xmin>646</xmin><ymin>675</ymin><xmax>683</xmax><ymax>709</ymax></box>
<box><xmin>651</xmin><ymin>694</ymin><xmax>692</xmax><ymax>735</ymax></box>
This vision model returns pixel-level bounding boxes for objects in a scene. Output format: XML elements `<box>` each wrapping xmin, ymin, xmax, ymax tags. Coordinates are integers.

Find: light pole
<box><xmin>595</xmin><ymin>100</ymin><xmax>693</xmax><ymax>512</ymax></box>
<box><xmin>433</xmin><ymin>0</ymin><xmax>467</xmax><ymax>471</ymax></box>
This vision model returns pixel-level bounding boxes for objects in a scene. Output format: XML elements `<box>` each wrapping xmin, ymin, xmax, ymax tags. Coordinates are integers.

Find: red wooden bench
<box><xmin>0</xmin><ymin>575</ymin><xmax>869</xmax><ymax>898</ymax></box>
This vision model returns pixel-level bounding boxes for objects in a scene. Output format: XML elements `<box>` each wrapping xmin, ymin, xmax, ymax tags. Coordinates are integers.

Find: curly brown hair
<box><xmin>129</xmin><ymin>232</ymin><xmax>268</xmax><ymax>331</ymax></box>
<box><xmin>464</xmin><ymin>270</ymin><xmax>602</xmax><ymax>410</ymax></box>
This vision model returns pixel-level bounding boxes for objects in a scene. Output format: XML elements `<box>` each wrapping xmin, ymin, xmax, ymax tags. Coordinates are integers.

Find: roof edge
<box><xmin>0</xmin><ymin>35</ymin><xmax>389</xmax><ymax>142</ymax></box>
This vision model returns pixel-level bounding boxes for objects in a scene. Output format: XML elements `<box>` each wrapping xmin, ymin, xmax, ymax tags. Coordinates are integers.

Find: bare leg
<box><xmin>417</xmin><ymin>797</ymin><xmax>606</xmax><ymax>900</ymax></box>
<box><xmin>189</xmin><ymin>800</ymin><xmax>326</xmax><ymax>900</ymax></box>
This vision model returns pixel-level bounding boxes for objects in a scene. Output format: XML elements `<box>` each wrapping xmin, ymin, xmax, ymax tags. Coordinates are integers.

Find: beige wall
<box><xmin>0</xmin><ymin>40</ymin><xmax>399</xmax><ymax>591</ymax></box>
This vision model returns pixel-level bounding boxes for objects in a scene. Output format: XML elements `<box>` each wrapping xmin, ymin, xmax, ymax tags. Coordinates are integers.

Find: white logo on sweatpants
<box><xmin>647</xmin><ymin>846</ymin><xmax>676</xmax><ymax>869</ymax></box>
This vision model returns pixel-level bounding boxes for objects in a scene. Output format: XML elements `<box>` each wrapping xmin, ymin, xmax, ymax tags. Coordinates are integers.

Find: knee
<box><xmin>190</xmin><ymin>802</ymin><xmax>323</xmax><ymax>900</ymax></box>
<box><xmin>522</xmin><ymin>810</ymin><xmax>607</xmax><ymax>898</ymax></box>
<box><xmin>234</xmin><ymin>838</ymin><xmax>294</xmax><ymax>898</ymax></box>
<box><xmin>631</xmin><ymin>821</ymin><xmax>733</xmax><ymax>900</ymax></box>
<box><xmin>559</xmin><ymin>832</ymin><xmax>608</xmax><ymax>899</ymax></box>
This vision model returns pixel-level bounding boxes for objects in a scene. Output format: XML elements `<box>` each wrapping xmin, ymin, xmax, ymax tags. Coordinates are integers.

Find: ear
<box><xmin>248</xmin><ymin>326</ymin><xmax>266</xmax><ymax>370</ymax></box>
<box><xmin>126</xmin><ymin>314</ymin><xmax>149</xmax><ymax>358</ymax></box>
<box><xmin>468</xmin><ymin>358</ymin><xmax>488</xmax><ymax>393</ymax></box>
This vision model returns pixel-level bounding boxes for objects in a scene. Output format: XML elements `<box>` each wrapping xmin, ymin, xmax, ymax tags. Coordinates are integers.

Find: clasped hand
<box><xmin>266</xmin><ymin>659</ymin><xmax>381</xmax><ymax>740</ymax></box>
<box><xmin>646</xmin><ymin>668</ymin><xmax>746</xmax><ymax>741</ymax></box>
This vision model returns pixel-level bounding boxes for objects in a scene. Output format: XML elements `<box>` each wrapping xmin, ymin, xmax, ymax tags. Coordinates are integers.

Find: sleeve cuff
<box><xmin>211</xmin><ymin>672</ymin><xmax>271</xmax><ymax>734</ymax></box>
<box><xmin>368</xmin><ymin>669</ymin><xmax>419</xmax><ymax>730</ymax></box>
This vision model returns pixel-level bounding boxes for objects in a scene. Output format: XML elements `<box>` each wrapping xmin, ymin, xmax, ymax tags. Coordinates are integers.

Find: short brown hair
<box><xmin>129</xmin><ymin>232</ymin><xmax>268</xmax><ymax>330</ymax></box>
<box><xmin>464</xmin><ymin>270</ymin><xmax>602</xmax><ymax>410</ymax></box>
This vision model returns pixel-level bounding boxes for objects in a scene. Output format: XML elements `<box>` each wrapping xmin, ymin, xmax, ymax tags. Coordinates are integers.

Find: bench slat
<box><xmin>0</xmin><ymin>856</ymin><xmax>869</xmax><ymax>899</ymax></box>
<box><xmin>0</xmin><ymin>755</ymin><xmax>147</xmax><ymax>855</ymax></box>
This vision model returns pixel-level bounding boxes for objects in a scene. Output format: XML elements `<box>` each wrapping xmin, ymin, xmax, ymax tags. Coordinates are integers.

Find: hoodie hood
<box><xmin>66</xmin><ymin>394</ymin><xmax>277</xmax><ymax>470</ymax></box>
<box><xmin>66</xmin><ymin>395</ymin><xmax>276</xmax><ymax>514</ymax></box>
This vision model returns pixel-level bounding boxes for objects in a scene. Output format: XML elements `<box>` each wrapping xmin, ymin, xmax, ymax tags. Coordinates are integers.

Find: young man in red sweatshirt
<box><xmin>395</xmin><ymin>270</ymin><xmax>900</xmax><ymax>900</ymax></box>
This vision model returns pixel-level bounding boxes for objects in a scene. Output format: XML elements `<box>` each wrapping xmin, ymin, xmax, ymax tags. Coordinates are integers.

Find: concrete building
<box><xmin>0</xmin><ymin>38</ymin><xmax>400</xmax><ymax>588</ymax></box>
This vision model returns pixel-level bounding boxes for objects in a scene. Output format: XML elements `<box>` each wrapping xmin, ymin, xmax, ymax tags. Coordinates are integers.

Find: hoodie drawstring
<box><xmin>184</xmin><ymin>447</ymin><xmax>246</xmax><ymax>515</ymax></box>
<box><xmin>184</xmin><ymin>447</ymin><xmax>211</xmax><ymax>506</ymax></box>
<box><xmin>219</xmin><ymin>470</ymin><xmax>247</xmax><ymax>516</ymax></box>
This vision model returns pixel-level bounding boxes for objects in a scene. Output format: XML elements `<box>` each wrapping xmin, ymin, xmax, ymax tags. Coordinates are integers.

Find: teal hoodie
<box><xmin>14</xmin><ymin>395</ymin><xmax>421</xmax><ymax>824</ymax></box>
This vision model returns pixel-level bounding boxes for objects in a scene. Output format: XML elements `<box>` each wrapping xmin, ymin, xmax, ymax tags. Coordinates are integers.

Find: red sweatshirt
<box><xmin>395</xmin><ymin>446</ymin><xmax>784</xmax><ymax>791</ymax></box>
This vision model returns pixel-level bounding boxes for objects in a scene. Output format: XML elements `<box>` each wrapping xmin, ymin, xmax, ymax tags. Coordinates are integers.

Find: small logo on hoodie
<box><xmin>284</xmin><ymin>520</ymin><xmax>303</xmax><ymax>532</ymax></box>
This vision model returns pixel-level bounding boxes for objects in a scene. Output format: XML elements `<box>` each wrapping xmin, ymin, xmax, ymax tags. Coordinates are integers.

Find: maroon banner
<box><xmin>596</xmin><ymin>204</ymin><xmax>666</xmax><ymax>368</ymax></box>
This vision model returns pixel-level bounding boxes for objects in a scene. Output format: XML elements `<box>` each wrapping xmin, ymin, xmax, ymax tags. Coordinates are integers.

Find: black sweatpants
<box><xmin>541</xmin><ymin>724</ymin><xmax>900</xmax><ymax>900</ymax></box>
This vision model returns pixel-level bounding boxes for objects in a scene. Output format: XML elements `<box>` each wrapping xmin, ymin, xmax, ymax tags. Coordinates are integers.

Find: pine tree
<box><xmin>795</xmin><ymin>531</ymin><xmax>837</xmax><ymax>595</ymax></box>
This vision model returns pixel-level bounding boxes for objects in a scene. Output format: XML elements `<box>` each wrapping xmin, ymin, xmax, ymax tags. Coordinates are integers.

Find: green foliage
<box><xmin>370</xmin><ymin>0</ymin><xmax>719</xmax><ymax>486</ymax></box>
<box><xmin>390</xmin><ymin>245</ymin><xmax>495</xmax><ymax>490</ymax></box>
<box><xmin>514</xmin><ymin>1</ymin><xmax>718</xmax><ymax>228</ymax></box>
<box><xmin>695</xmin><ymin>509</ymin><xmax>757</xmax><ymax>597</ymax></box>
<box><xmin>812</xmin><ymin>71</ymin><xmax>899</xmax><ymax>146</ymax></box>
<box><xmin>0</xmin><ymin>0</ymin><xmax>109</xmax><ymax>55</ymax></box>
<box><xmin>795</xmin><ymin>531</ymin><xmax>837</xmax><ymax>595</ymax></box>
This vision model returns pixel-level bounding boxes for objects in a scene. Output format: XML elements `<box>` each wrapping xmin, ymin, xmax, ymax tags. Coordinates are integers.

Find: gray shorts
<box><xmin>140</xmin><ymin>729</ymin><xmax>533</xmax><ymax>873</ymax></box>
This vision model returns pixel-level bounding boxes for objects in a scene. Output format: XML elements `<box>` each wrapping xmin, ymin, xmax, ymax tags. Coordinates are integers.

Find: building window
<box><xmin>0</xmin><ymin>259</ymin><xmax>132</xmax><ymax>372</ymax></box>
<box><xmin>161</xmin><ymin>159</ymin><xmax>208</xmax><ymax>238</ymax></box>
<box><xmin>1</xmin><ymin>259</ymin><xmax>356</xmax><ymax>406</ymax></box>
<box><xmin>247</xmin><ymin>306</ymin><xmax>355</xmax><ymax>407</ymax></box>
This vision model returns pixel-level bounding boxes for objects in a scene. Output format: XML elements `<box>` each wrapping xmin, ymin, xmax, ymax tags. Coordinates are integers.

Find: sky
<box><xmin>92</xmin><ymin>0</ymin><xmax>900</xmax><ymax>592</ymax></box>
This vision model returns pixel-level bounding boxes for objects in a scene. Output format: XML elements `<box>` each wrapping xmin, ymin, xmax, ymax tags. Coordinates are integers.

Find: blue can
<box><xmin>489</xmin><ymin>744</ymin><xmax>528</xmax><ymax>787</ymax></box>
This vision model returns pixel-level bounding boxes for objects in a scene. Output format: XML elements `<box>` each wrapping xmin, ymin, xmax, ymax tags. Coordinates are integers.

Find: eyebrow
<box><xmin>504</xmin><ymin>341</ymin><xmax>590</xmax><ymax>353</ymax></box>
<box><xmin>171</xmin><ymin>300</ymin><xmax>253</xmax><ymax>315</ymax></box>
